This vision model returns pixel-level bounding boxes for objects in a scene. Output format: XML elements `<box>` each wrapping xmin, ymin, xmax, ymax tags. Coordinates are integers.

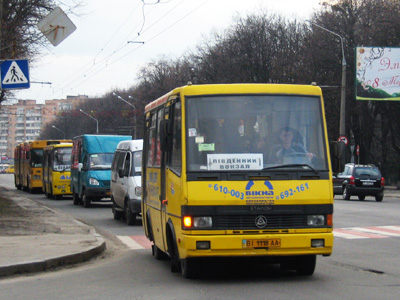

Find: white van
<box><xmin>111</xmin><ymin>139</ymin><xmax>143</xmax><ymax>225</ymax></box>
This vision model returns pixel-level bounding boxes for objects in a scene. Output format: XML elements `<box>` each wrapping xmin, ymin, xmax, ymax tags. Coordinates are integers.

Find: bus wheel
<box><xmin>152</xmin><ymin>244</ymin><xmax>168</xmax><ymax>261</ymax></box>
<box><xmin>181</xmin><ymin>258</ymin><xmax>200</xmax><ymax>279</ymax></box>
<box><xmin>27</xmin><ymin>180</ymin><xmax>32</xmax><ymax>193</ymax></box>
<box><xmin>169</xmin><ymin>241</ymin><xmax>181</xmax><ymax>273</ymax></box>
<box><xmin>82</xmin><ymin>193</ymin><xmax>91</xmax><ymax>208</ymax></box>
<box><xmin>295</xmin><ymin>255</ymin><xmax>316</xmax><ymax>276</ymax></box>
<box><xmin>125</xmin><ymin>201</ymin><xmax>137</xmax><ymax>225</ymax></box>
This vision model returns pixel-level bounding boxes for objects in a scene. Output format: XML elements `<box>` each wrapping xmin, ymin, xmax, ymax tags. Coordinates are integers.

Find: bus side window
<box><xmin>170</xmin><ymin>101</ymin><xmax>182</xmax><ymax>175</ymax></box>
<box><xmin>147</xmin><ymin>112</ymin><xmax>157</xmax><ymax>167</ymax></box>
<box><xmin>154</xmin><ymin>108</ymin><xmax>164</xmax><ymax>168</ymax></box>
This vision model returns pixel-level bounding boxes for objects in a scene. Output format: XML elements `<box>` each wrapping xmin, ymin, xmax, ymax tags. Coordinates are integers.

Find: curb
<box><xmin>0</xmin><ymin>232</ymin><xmax>106</xmax><ymax>278</ymax></box>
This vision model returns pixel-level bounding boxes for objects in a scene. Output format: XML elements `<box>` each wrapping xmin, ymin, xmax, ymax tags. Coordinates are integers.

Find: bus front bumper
<box><xmin>179</xmin><ymin>232</ymin><xmax>333</xmax><ymax>258</ymax></box>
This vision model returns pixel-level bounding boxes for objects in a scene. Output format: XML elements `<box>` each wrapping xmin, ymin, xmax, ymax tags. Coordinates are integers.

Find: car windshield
<box><xmin>31</xmin><ymin>149</ymin><xmax>43</xmax><ymax>168</ymax></box>
<box><xmin>53</xmin><ymin>147</ymin><xmax>72</xmax><ymax>171</ymax></box>
<box><xmin>186</xmin><ymin>94</ymin><xmax>328</xmax><ymax>172</ymax></box>
<box><xmin>90</xmin><ymin>153</ymin><xmax>114</xmax><ymax>170</ymax></box>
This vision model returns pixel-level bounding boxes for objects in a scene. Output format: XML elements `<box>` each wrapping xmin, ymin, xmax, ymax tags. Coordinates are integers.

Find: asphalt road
<box><xmin>1</xmin><ymin>173</ymin><xmax>400</xmax><ymax>300</ymax></box>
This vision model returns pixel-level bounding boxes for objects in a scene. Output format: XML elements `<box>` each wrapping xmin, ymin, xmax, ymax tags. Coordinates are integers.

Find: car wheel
<box><xmin>181</xmin><ymin>258</ymin><xmax>200</xmax><ymax>279</ymax></box>
<box><xmin>112</xmin><ymin>199</ymin><xmax>123</xmax><ymax>220</ymax></box>
<box><xmin>295</xmin><ymin>255</ymin><xmax>316</xmax><ymax>276</ymax></box>
<box><xmin>375</xmin><ymin>193</ymin><xmax>384</xmax><ymax>202</ymax></box>
<box><xmin>82</xmin><ymin>192</ymin><xmax>91</xmax><ymax>208</ymax></box>
<box><xmin>125</xmin><ymin>201</ymin><xmax>137</xmax><ymax>225</ymax></box>
<box><xmin>343</xmin><ymin>186</ymin><xmax>351</xmax><ymax>200</ymax></box>
<box><xmin>358</xmin><ymin>195</ymin><xmax>365</xmax><ymax>201</ymax></box>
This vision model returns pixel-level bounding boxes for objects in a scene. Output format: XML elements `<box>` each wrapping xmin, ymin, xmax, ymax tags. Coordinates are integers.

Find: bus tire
<box><xmin>153</xmin><ymin>244</ymin><xmax>169</xmax><ymax>261</ymax></box>
<box><xmin>145</xmin><ymin>211</ymin><xmax>154</xmax><ymax>241</ymax></box>
<box><xmin>125</xmin><ymin>201</ymin><xmax>137</xmax><ymax>225</ymax></box>
<box><xmin>47</xmin><ymin>187</ymin><xmax>52</xmax><ymax>199</ymax></box>
<box><xmin>181</xmin><ymin>258</ymin><xmax>199</xmax><ymax>279</ymax></box>
<box><xmin>295</xmin><ymin>255</ymin><xmax>316</xmax><ymax>276</ymax></box>
<box><xmin>166</xmin><ymin>225</ymin><xmax>180</xmax><ymax>273</ymax></box>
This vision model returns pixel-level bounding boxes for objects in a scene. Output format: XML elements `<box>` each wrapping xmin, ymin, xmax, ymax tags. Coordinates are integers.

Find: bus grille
<box><xmin>215</xmin><ymin>215</ymin><xmax>304</xmax><ymax>229</ymax></box>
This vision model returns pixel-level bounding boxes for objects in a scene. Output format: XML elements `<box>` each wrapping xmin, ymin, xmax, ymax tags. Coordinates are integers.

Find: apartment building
<box><xmin>0</xmin><ymin>95</ymin><xmax>88</xmax><ymax>159</ymax></box>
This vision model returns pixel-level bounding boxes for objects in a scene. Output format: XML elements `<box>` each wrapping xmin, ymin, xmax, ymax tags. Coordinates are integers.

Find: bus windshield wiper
<box><xmin>262</xmin><ymin>164</ymin><xmax>318</xmax><ymax>173</ymax></box>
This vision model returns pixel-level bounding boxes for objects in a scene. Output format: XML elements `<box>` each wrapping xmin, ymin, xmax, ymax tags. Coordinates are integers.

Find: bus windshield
<box><xmin>31</xmin><ymin>149</ymin><xmax>44</xmax><ymax>168</ymax></box>
<box><xmin>53</xmin><ymin>147</ymin><xmax>72</xmax><ymax>171</ymax></box>
<box><xmin>186</xmin><ymin>94</ymin><xmax>328</xmax><ymax>172</ymax></box>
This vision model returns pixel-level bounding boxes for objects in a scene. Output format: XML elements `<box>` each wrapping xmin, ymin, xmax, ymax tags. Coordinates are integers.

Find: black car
<box><xmin>333</xmin><ymin>163</ymin><xmax>385</xmax><ymax>201</ymax></box>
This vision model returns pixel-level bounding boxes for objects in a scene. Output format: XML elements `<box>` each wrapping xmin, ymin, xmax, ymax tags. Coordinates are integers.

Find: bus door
<box><xmin>156</xmin><ymin>108</ymin><xmax>169</xmax><ymax>251</ymax></box>
<box><xmin>146</xmin><ymin>109</ymin><xmax>165</xmax><ymax>251</ymax></box>
<box><xmin>160</xmin><ymin>103</ymin><xmax>174</xmax><ymax>251</ymax></box>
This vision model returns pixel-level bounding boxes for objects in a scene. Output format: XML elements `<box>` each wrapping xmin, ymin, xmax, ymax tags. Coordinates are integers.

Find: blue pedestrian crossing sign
<box><xmin>0</xmin><ymin>59</ymin><xmax>30</xmax><ymax>90</ymax></box>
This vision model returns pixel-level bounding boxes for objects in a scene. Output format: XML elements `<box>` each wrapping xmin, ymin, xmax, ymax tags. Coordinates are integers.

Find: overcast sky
<box><xmin>11</xmin><ymin>0</ymin><xmax>321</xmax><ymax>103</ymax></box>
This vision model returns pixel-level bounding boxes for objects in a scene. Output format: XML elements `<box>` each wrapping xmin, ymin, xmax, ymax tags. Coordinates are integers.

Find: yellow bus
<box><xmin>142</xmin><ymin>83</ymin><xmax>340</xmax><ymax>278</ymax></box>
<box><xmin>17</xmin><ymin>140</ymin><xmax>71</xmax><ymax>193</ymax></box>
<box><xmin>43</xmin><ymin>143</ymin><xmax>73</xmax><ymax>199</ymax></box>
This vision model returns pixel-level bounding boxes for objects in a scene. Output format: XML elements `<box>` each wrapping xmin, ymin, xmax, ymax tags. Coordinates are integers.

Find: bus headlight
<box><xmin>183</xmin><ymin>216</ymin><xmax>213</xmax><ymax>229</ymax></box>
<box><xmin>307</xmin><ymin>215</ymin><xmax>325</xmax><ymax>226</ymax></box>
<box><xmin>89</xmin><ymin>178</ymin><xmax>100</xmax><ymax>185</ymax></box>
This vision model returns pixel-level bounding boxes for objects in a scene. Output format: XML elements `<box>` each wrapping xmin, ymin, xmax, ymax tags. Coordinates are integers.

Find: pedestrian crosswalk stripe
<box><xmin>334</xmin><ymin>225</ymin><xmax>400</xmax><ymax>239</ymax></box>
<box><xmin>117</xmin><ymin>235</ymin><xmax>152</xmax><ymax>249</ymax></box>
<box><xmin>117</xmin><ymin>225</ymin><xmax>400</xmax><ymax>249</ymax></box>
<box><xmin>334</xmin><ymin>228</ymin><xmax>388</xmax><ymax>239</ymax></box>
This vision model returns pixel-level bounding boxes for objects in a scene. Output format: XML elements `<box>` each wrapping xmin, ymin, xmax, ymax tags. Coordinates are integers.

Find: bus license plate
<box><xmin>242</xmin><ymin>239</ymin><xmax>281</xmax><ymax>249</ymax></box>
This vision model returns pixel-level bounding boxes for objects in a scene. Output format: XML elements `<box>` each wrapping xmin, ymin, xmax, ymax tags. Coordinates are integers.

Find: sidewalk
<box><xmin>0</xmin><ymin>187</ymin><xmax>106</xmax><ymax>278</ymax></box>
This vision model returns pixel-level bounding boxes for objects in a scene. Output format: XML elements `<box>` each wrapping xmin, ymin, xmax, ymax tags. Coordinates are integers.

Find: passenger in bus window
<box><xmin>270</xmin><ymin>127</ymin><xmax>314</xmax><ymax>164</ymax></box>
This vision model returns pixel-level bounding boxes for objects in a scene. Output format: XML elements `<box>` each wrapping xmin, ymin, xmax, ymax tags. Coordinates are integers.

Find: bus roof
<box><xmin>27</xmin><ymin>140</ymin><xmax>72</xmax><ymax>149</ymax></box>
<box><xmin>44</xmin><ymin>143</ymin><xmax>73</xmax><ymax>150</ymax></box>
<box><xmin>144</xmin><ymin>83</ymin><xmax>323</xmax><ymax>113</ymax></box>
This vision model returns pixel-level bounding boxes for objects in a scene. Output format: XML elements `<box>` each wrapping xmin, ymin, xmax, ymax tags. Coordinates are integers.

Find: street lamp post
<box><xmin>79</xmin><ymin>109</ymin><xmax>99</xmax><ymax>134</ymax></box>
<box><xmin>308</xmin><ymin>21</ymin><xmax>347</xmax><ymax>137</ymax></box>
<box><xmin>112</xmin><ymin>92</ymin><xmax>137</xmax><ymax>139</ymax></box>
<box><xmin>51</xmin><ymin>125</ymin><xmax>65</xmax><ymax>139</ymax></box>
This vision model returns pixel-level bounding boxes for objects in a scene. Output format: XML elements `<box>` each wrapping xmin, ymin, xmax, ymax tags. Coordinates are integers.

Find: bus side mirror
<box><xmin>160</xmin><ymin>119</ymin><xmax>173</xmax><ymax>152</ymax></box>
<box><xmin>330</xmin><ymin>141</ymin><xmax>345</xmax><ymax>174</ymax></box>
<box><xmin>78</xmin><ymin>163</ymin><xmax>83</xmax><ymax>172</ymax></box>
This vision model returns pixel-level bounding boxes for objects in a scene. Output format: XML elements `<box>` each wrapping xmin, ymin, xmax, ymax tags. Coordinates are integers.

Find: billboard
<box><xmin>356</xmin><ymin>47</ymin><xmax>400</xmax><ymax>101</ymax></box>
